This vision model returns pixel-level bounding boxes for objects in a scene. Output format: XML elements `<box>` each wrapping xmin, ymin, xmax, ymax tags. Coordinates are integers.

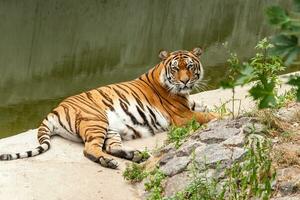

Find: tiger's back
<box><xmin>0</xmin><ymin>48</ymin><xmax>217</xmax><ymax>169</ymax></box>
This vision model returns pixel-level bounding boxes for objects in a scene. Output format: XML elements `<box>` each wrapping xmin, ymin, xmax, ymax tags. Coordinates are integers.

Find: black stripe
<box><xmin>26</xmin><ymin>151</ymin><xmax>32</xmax><ymax>157</ymax></box>
<box><xmin>126</xmin><ymin>125</ymin><xmax>142</xmax><ymax>138</ymax></box>
<box><xmin>36</xmin><ymin>146</ymin><xmax>44</xmax><ymax>153</ymax></box>
<box><xmin>119</xmin><ymin>100</ymin><xmax>139</xmax><ymax>125</ymax></box>
<box><xmin>96</xmin><ymin>89</ymin><xmax>113</xmax><ymax>104</ymax></box>
<box><xmin>51</xmin><ymin>111</ymin><xmax>69</xmax><ymax>131</ymax></box>
<box><xmin>115</xmin><ymin>84</ymin><xmax>129</xmax><ymax>94</ymax></box>
<box><xmin>136</xmin><ymin>106</ymin><xmax>154</xmax><ymax>134</ymax></box>
<box><xmin>16</xmin><ymin>153</ymin><xmax>20</xmax><ymax>159</ymax></box>
<box><xmin>102</xmin><ymin>100</ymin><xmax>115</xmax><ymax>111</ymax></box>
<box><xmin>113</xmin><ymin>88</ymin><xmax>129</xmax><ymax>104</ymax></box>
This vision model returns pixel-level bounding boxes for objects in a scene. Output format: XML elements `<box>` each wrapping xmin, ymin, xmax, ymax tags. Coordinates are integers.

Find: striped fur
<box><xmin>0</xmin><ymin>48</ymin><xmax>217</xmax><ymax>168</ymax></box>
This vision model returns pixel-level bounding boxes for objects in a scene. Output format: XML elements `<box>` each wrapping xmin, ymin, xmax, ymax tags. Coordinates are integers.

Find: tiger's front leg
<box><xmin>104</xmin><ymin>130</ymin><xmax>149</xmax><ymax>163</ymax></box>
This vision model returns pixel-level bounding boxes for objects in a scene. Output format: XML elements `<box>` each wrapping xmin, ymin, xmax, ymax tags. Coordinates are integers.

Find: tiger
<box><xmin>0</xmin><ymin>48</ymin><xmax>217</xmax><ymax>169</ymax></box>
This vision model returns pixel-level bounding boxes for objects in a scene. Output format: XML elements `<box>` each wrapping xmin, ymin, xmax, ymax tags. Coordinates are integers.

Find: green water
<box><xmin>0</xmin><ymin>0</ymin><xmax>297</xmax><ymax>138</ymax></box>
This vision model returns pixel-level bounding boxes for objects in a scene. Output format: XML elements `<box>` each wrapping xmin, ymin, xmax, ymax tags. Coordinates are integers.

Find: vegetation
<box><xmin>266</xmin><ymin>0</ymin><xmax>300</xmax><ymax>100</ymax></box>
<box><xmin>167</xmin><ymin>139</ymin><xmax>275</xmax><ymax>200</ymax></box>
<box><xmin>144</xmin><ymin>168</ymin><xmax>167</xmax><ymax>200</ymax></box>
<box><xmin>167</xmin><ymin>119</ymin><xmax>202</xmax><ymax>148</ymax></box>
<box><xmin>222</xmin><ymin>38</ymin><xmax>285</xmax><ymax>110</ymax></box>
<box><xmin>123</xmin><ymin>163</ymin><xmax>148</xmax><ymax>183</ymax></box>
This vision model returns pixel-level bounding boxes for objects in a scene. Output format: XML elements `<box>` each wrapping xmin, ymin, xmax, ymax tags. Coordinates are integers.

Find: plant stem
<box><xmin>232</xmin><ymin>87</ymin><xmax>235</xmax><ymax>119</ymax></box>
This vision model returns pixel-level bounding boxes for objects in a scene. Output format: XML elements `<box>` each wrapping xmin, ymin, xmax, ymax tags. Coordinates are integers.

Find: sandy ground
<box><xmin>0</xmin><ymin>72</ymin><xmax>297</xmax><ymax>200</ymax></box>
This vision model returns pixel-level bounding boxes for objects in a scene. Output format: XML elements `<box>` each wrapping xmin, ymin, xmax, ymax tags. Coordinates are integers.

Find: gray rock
<box><xmin>195</xmin><ymin>144</ymin><xmax>246</xmax><ymax>168</ymax></box>
<box><xmin>222</xmin><ymin>134</ymin><xmax>245</xmax><ymax>147</ymax></box>
<box><xmin>176</xmin><ymin>140</ymin><xmax>205</xmax><ymax>157</ymax></box>
<box><xmin>243</xmin><ymin>122</ymin><xmax>266</xmax><ymax>134</ymax></box>
<box><xmin>199</xmin><ymin>127</ymin><xmax>240</xmax><ymax>144</ymax></box>
<box><xmin>271</xmin><ymin>195</ymin><xmax>300</xmax><ymax>200</ymax></box>
<box><xmin>160</xmin><ymin>156</ymin><xmax>190</xmax><ymax>177</ymax></box>
<box><xmin>277</xmin><ymin>167</ymin><xmax>300</xmax><ymax>196</ymax></box>
<box><xmin>276</xmin><ymin>102</ymin><xmax>300</xmax><ymax>123</ymax></box>
<box><xmin>164</xmin><ymin>171</ymin><xmax>192</xmax><ymax>197</ymax></box>
<box><xmin>159</xmin><ymin>152</ymin><xmax>175</xmax><ymax>166</ymax></box>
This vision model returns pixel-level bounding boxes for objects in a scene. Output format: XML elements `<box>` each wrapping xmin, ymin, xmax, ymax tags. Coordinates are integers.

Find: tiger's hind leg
<box><xmin>104</xmin><ymin>130</ymin><xmax>149</xmax><ymax>163</ymax></box>
<box><xmin>80</xmin><ymin>121</ymin><xmax>119</xmax><ymax>169</ymax></box>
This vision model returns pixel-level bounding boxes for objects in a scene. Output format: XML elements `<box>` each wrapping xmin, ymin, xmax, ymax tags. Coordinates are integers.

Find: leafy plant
<box><xmin>248</xmin><ymin>38</ymin><xmax>285</xmax><ymax>108</ymax></box>
<box><xmin>225</xmin><ymin>139</ymin><xmax>276</xmax><ymax>200</ymax></box>
<box><xmin>266</xmin><ymin>0</ymin><xmax>300</xmax><ymax>101</ymax></box>
<box><xmin>123</xmin><ymin>163</ymin><xmax>148</xmax><ymax>183</ymax></box>
<box><xmin>222</xmin><ymin>38</ymin><xmax>285</xmax><ymax>110</ymax></box>
<box><xmin>139</xmin><ymin>148</ymin><xmax>151</xmax><ymax>160</ymax></box>
<box><xmin>144</xmin><ymin>167</ymin><xmax>166</xmax><ymax>200</ymax></box>
<box><xmin>168</xmin><ymin>119</ymin><xmax>201</xmax><ymax>148</ymax></box>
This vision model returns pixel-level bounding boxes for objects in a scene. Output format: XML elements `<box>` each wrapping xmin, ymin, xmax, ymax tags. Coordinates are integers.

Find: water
<box><xmin>0</xmin><ymin>0</ymin><xmax>297</xmax><ymax>138</ymax></box>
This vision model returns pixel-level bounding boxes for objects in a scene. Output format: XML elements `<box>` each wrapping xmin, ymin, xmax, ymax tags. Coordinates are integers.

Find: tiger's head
<box><xmin>159</xmin><ymin>48</ymin><xmax>204</xmax><ymax>95</ymax></box>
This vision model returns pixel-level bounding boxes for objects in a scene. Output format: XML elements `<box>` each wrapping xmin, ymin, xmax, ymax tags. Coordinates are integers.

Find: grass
<box><xmin>168</xmin><ymin>119</ymin><xmax>202</xmax><ymax>148</ymax></box>
<box><xmin>123</xmin><ymin>163</ymin><xmax>148</xmax><ymax>183</ymax></box>
<box><xmin>144</xmin><ymin>168</ymin><xmax>166</xmax><ymax>200</ymax></box>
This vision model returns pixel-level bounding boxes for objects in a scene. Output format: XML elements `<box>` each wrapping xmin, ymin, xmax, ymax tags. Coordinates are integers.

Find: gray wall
<box><xmin>0</xmin><ymin>0</ymin><xmax>291</xmax><ymax>137</ymax></box>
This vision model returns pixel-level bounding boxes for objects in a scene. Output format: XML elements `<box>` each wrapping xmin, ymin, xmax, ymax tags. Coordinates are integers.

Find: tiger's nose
<box><xmin>180</xmin><ymin>78</ymin><xmax>189</xmax><ymax>85</ymax></box>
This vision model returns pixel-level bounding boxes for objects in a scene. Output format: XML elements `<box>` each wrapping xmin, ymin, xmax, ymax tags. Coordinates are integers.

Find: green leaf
<box><xmin>287</xmin><ymin>75</ymin><xmax>300</xmax><ymax>101</ymax></box>
<box><xmin>235</xmin><ymin>64</ymin><xmax>255</xmax><ymax>85</ymax></box>
<box><xmin>294</xmin><ymin>0</ymin><xmax>300</xmax><ymax>12</ymax></box>
<box><xmin>266</xmin><ymin>6</ymin><xmax>290</xmax><ymax>29</ymax></box>
<box><xmin>270</xmin><ymin>34</ymin><xmax>300</xmax><ymax>65</ymax></box>
<box><xmin>249</xmin><ymin>81</ymin><xmax>277</xmax><ymax>108</ymax></box>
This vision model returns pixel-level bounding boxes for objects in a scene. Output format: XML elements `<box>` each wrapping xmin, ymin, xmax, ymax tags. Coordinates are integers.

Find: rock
<box><xmin>277</xmin><ymin>167</ymin><xmax>300</xmax><ymax>196</ymax></box>
<box><xmin>198</xmin><ymin>127</ymin><xmax>240</xmax><ymax>144</ymax></box>
<box><xmin>243</xmin><ymin>122</ymin><xmax>266</xmax><ymax>134</ymax></box>
<box><xmin>194</xmin><ymin>144</ymin><xmax>246</xmax><ymax>169</ymax></box>
<box><xmin>159</xmin><ymin>152</ymin><xmax>175</xmax><ymax>166</ymax></box>
<box><xmin>164</xmin><ymin>171</ymin><xmax>192</xmax><ymax>197</ymax></box>
<box><xmin>176</xmin><ymin>140</ymin><xmax>205</xmax><ymax>157</ymax></box>
<box><xmin>272</xmin><ymin>195</ymin><xmax>300</xmax><ymax>200</ymax></box>
<box><xmin>222</xmin><ymin>133</ymin><xmax>245</xmax><ymax>147</ymax></box>
<box><xmin>160</xmin><ymin>156</ymin><xmax>190</xmax><ymax>177</ymax></box>
<box><xmin>276</xmin><ymin>102</ymin><xmax>300</xmax><ymax>123</ymax></box>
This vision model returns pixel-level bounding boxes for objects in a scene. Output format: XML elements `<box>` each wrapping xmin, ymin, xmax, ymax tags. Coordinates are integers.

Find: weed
<box><xmin>276</xmin><ymin>88</ymin><xmax>297</xmax><ymax>108</ymax></box>
<box><xmin>212</xmin><ymin>101</ymin><xmax>231</xmax><ymax>119</ymax></box>
<box><xmin>123</xmin><ymin>163</ymin><xmax>148</xmax><ymax>183</ymax></box>
<box><xmin>226</xmin><ymin>139</ymin><xmax>276</xmax><ymax>200</ymax></box>
<box><xmin>139</xmin><ymin>148</ymin><xmax>151</xmax><ymax>160</ymax></box>
<box><xmin>144</xmin><ymin>167</ymin><xmax>166</xmax><ymax>200</ymax></box>
<box><xmin>168</xmin><ymin>119</ymin><xmax>202</xmax><ymax>148</ymax></box>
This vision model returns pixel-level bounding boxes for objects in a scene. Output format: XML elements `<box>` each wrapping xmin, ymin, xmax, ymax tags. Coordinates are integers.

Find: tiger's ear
<box><xmin>191</xmin><ymin>47</ymin><xmax>203</xmax><ymax>57</ymax></box>
<box><xmin>159</xmin><ymin>50</ymin><xmax>169</xmax><ymax>60</ymax></box>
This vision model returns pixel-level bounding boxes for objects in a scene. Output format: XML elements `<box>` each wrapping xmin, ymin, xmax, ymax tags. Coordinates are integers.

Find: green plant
<box><xmin>222</xmin><ymin>38</ymin><xmax>285</xmax><ymax>109</ymax></box>
<box><xmin>276</xmin><ymin>88</ymin><xmax>297</xmax><ymax>108</ymax></box>
<box><xmin>168</xmin><ymin>119</ymin><xmax>201</xmax><ymax>148</ymax></box>
<box><xmin>123</xmin><ymin>163</ymin><xmax>148</xmax><ymax>183</ymax></box>
<box><xmin>212</xmin><ymin>100</ymin><xmax>231</xmax><ymax>119</ymax></box>
<box><xmin>225</xmin><ymin>139</ymin><xmax>276</xmax><ymax>200</ymax></box>
<box><xmin>144</xmin><ymin>167</ymin><xmax>166</xmax><ymax>200</ymax></box>
<box><xmin>266</xmin><ymin>0</ymin><xmax>300</xmax><ymax>101</ymax></box>
<box><xmin>221</xmin><ymin>53</ymin><xmax>253</xmax><ymax>118</ymax></box>
<box><xmin>139</xmin><ymin>148</ymin><xmax>151</xmax><ymax>160</ymax></box>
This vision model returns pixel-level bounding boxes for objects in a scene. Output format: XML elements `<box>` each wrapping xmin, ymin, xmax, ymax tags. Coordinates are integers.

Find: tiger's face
<box><xmin>159</xmin><ymin>48</ymin><xmax>204</xmax><ymax>95</ymax></box>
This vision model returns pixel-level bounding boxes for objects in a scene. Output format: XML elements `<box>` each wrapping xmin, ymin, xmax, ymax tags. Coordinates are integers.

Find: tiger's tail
<box><xmin>0</xmin><ymin>117</ymin><xmax>53</xmax><ymax>161</ymax></box>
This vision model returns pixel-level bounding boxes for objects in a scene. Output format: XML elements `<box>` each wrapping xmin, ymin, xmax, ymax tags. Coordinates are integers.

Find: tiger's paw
<box><xmin>132</xmin><ymin>150</ymin><xmax>151</xmax><ymax>163</ymax></box>
<box><xmin>99</xmin><ymin>157</ymin><xmax>119</xmax><ymax>169</ymax></box>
